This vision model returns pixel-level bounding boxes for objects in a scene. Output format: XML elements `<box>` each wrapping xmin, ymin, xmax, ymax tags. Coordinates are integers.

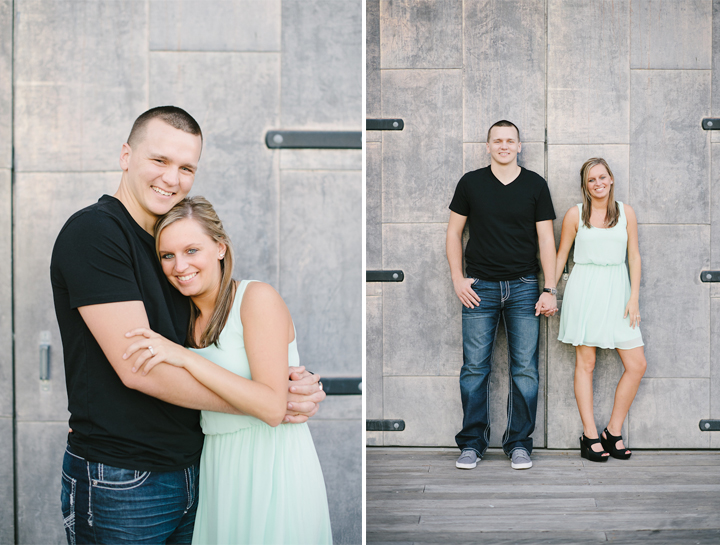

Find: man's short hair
<box><xmin>127</xmin><ymin>106</ymin><xmax>203</xmax><ymax>147</ymax></box>
<box><xmin>487</xmin><ymin>120</ymin><xmax>520</xmax><ymax>143</ymax></box>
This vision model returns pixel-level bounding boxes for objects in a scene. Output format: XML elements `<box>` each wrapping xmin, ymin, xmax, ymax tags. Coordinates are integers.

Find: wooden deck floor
<box><xmin>366</xmin><ymin>447</ymin><xmax>720</xmax><ymax>544</ymax></box>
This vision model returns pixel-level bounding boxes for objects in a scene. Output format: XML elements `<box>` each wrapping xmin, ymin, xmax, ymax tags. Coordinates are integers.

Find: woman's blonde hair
<box><xmin>579</xmin><ymin>157</ymin><xmax>619</xmax><ymax>229</ymax></box>
<box><xmin>154</xmin><ymin>196</ymin><xmax>236</xmax><ymax>348</ymax></box>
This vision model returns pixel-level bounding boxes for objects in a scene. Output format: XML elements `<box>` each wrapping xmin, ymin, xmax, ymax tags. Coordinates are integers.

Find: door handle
<box><xmin>39</xmin><ymin>331</ymin><xmax>51</xmax><ymax>390</ymax></box>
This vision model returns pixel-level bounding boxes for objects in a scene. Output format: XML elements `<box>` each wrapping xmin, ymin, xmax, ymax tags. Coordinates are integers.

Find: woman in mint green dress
<box><xmin>124</xmin><ymin>197</ymin><xmax>332</xmax><ymax>544</ymax></box>
<box><xmin>555</xmin><ymin>158</ymin><xmax>647</xmax><ymax>463</ymax></box>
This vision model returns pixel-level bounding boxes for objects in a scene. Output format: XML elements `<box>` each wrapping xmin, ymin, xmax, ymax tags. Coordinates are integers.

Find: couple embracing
<box><xmin>447</xmin><ymin>120</ymin><xmax>647</xmax><ymax>470</ymax></box>
<box><xmin>52</xmin><ymin>107</ymin><xmax>332</xmax><ymax>544</ymax></box>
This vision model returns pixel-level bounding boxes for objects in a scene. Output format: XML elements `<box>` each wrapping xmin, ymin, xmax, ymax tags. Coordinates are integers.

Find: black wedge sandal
<box><xmin>601</xmin><ymin>427</ymin><xmax>632</xmax><ymax>459</ymax></box>
<box><xmin>580</xmin><ymin>434</ymin><xmax>609</xmax><ymax>462</ymax></box>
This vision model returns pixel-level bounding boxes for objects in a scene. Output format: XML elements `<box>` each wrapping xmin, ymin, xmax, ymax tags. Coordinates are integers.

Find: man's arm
<box><xmin>80</xmin><ymin>301</ymin><xmax>244</xmax><ymax>412</ymax></box>
<box><xmin>447</xmin><ymin>211</ymin><xmax>481</xmax><ymax>308</ymax></box>
<box><xmin>535</xmin><ymin>219</ymin><xmax>558</xmax><ymax>317</ymax></box>
<box><xmin>79</xmin><ymin>301</ymin><xmax>324</xmax><ymax>418</ymax></box>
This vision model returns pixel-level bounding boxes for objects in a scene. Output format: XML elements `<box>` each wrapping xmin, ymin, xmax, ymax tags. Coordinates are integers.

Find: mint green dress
<box><xmin>558</xmin><ymin>202</ymin><xmax>643</xmax><ymax>350</ymax></box>
<box><xmin>191</xmin><ymin>280</ymin><xmax>332</xmax><ymax>544</ymax></box>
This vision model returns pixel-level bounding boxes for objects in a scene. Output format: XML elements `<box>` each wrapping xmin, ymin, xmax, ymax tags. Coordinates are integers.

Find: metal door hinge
<box><xmin>366</xmin><ymin>419</ymin><xmax>405</xmax><ymax>431</ymax></box>
<box><xmin>366</xmin><ymin>270</ymin><xmax>404</xmax><ymax>282</ymax></box>
<box><xmin>366</xmin><ymin>119</ymin><xmax>404</xmax><ymax>131</ymax></box>
<box><xmin>699</xmin><ymin>419</ymin><xmax>720</xmax><ymax>431</ymax></box>
<box><xmin>321</xmin><ymin>377</ymin><xmax>362</xmax><ymax>396</ymax></box>
<box><xmin>265</xmin><ymin>130</ymin><xmax>361</xmax><ymax>149</ymax></box>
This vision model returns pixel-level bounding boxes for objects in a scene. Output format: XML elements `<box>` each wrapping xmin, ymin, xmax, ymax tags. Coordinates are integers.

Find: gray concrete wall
<box><xmin>0</xmin><ymin>0</ymin><xmax>13</xmax><ymax>542</ymax></box>
<box><xmin>367</xmin><ymin>0</ymin><xmax>720</xmax><ymax>452</ymax></box>
<box><xmin>7</xmin><ymin>1</ymin><xmax>361</xmax><ymax>543</ymax></box>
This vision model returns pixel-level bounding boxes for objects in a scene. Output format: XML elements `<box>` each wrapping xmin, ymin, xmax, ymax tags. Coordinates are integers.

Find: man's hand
<box><xmin>284</xmin><ymin>366</ymin><xmax>326</xmax><ymax>423</ymax></box>
<box><xmin>453</xmin><ymin>277</ymin><xmax>481</xmax><ymax>308</ymax></box>
<box><xmin>535</xmin><ymin>291</ymin><xmax>558</xmax><ymax>317</ymax></box>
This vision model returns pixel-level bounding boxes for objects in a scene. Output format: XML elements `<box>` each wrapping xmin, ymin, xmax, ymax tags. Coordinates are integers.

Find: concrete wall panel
<box><xmin>367</xmin><ymin>142</ymin><xmax>382</xmax><ymax>270</ymax></box>
<box><xmin>0</xmin><ymin>170</ymin><xmax>10</xmax><ymax>417</ymax></box>
<box><xmin>638</xmin><ymin>225</ymin><xmax>710</xmax><ymax>378</ymax></box>
<box><xmin>630</xmin><ymin>70</ymin><xmax>710</xmax><ymax>224</ymax></box>
<box><xmin>14</xmin><ymin>1</ymin><xmax>147</xmax><ymax>172</ymax></box>
<box><xmin>382</xmin><ymin>223</ymin><xmax>461</xmax><ymax>375</ymax></box>
<box><xmin>14</xmin><ymin>172</ymin><xmax>118</xmax><ymax>420</ymax></box>
<box><xmin>150</xmin><ymin>51</ymin><xmax>280</xmax><ymax>285</ymax></box>
<box><xmin>0</xmin><ymin>417</ymin><xmax>13</xmax><ymax>543</ymax></box>
<box><xmin>711</xmin><ymin>299</ymin><xmax>720</xmax><ymax>441</ymax></box>
<box><xmin>308</xmin><ymin>419</ymin><xmax>362</xmax><ymax>544</ymax></box>
<box><xmin>630</xmin><ymin>0</ymin><xmax>712</xmax><ymax>69</ymax></box>
<box><xmin>713</xmin><ymin>0</ymin><xmax>720</xmax><ymax>143</ymax></box>
<box><xmin>279</xmin><ymin>171</ymin><xmax>362</xmax><ymax>376</ymax></box>
<box><xmin>367</xmin><ymin>0</ymin><xmax>381</xmax><ymax>143</ymax></box>
<box><xmin>380</xmin><ymin>0</ymin><xmax>462</xmax><ymax>69</ymax></box>
<box><xmin>548</xmin><ymin>0</ymin><xmax>629</xmax><ymax>144</ymax></box>
<box><xmin>367</xmin><ymin>296</ymin><xmax>383</xmax><ymax>421</ymax></box>
<box><xmin>279</xmin><ymin>149</ymin><xmax>361</xmax><ymax>171</ymax></box>
<box><xmin>546</xmin><ymin>316</ymin><xmax>626</xmax><ymax>449</ymax></box>
<box><xmin>0</xmin><ymin>0</ymin><xmax>10</xmax><ymax>168</ymax></box>
<box><xmin>712</xmin><ymin>294</ymin><xmax>720</xmax><ymax>448</ymax></box>
<box><xmin>547</xmin><ymin>145</ymin><xmax>629</xmax><ymax>249</ymax></box>
<box><xmin>381</xmin><ymin>69</ymin><xmax>462</xmax><ymax>223</ymax></box>
<box><xmin>712</xmin><ymin>143</ymin><xmax>720</xmax><ymax>297</ymax></box>
<box><xmin>630</xmin><ymin>378</ymin><xmax>710</xmax><ymax>448</ymax></box>
<box><xmin>383</xmin><ymin>376</ymin><xmax>462</xmax><ymax>446</ymax></box>
<box><xmin>463</xmin><ymin>0</ymin><xmax>545</xmax><ymax>143</ymax></box>
<box><xmin>150</xmin><ymin>0</ymin><xmax>280</xmax><ymax>52</ymax></box>
<box><xmin>281</xmin><ymin>0</ymin><xmax>361</xmax><ymax>129</ymax></box>
<box><xmin>16</xmin><ymin>422</ymin><xmax>69</xmax><ymax>545</ymax></box>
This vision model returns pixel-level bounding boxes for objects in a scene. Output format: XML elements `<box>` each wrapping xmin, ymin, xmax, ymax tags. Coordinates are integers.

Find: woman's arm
<box><xmin>124</xmin><ymin>283</ymin><xmax>295</xmax><ymax>426</ymax></box>
<box><xmin>624</xmin><ymin>204</ymin><xmax>642</xmax><ymax>328</ymax></box>
<box><xmin>555</xmin><ymin>206</ymin><xmax>579</xmax><ymax>287</ymax></box>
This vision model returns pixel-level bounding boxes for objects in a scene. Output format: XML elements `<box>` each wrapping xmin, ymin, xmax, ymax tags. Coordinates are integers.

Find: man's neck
<box><xmin>114</xmin><ymin>181</ymin><xmax>157</xmax><ymax>234</ymax></box>
<box><xmin>490</xmin><ymin>161</ymin><xmax>521</xmax><ymax>185</ymax></box>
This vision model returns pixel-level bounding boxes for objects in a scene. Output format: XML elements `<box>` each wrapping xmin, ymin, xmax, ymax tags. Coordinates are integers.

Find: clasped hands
<box><xmin>122</xmin><ymin>327</ymin><xmax>325</xmax><ymax>423</ymax></box>
<box><xmin>534</xmin><ymin>291</ymin><xmax>558</xmax><ymax>317</ymax></box>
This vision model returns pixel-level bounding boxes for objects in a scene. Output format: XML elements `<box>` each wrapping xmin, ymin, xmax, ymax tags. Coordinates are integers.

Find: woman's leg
<box><xmin>574</xmin><ymin>345</ymin><xmax>604</xmax><ymax>452</ymax></box>
<box><xmin>605</xmin><ymin>346</ymin><xmax>647</xmax><ymax>451</ymax></box>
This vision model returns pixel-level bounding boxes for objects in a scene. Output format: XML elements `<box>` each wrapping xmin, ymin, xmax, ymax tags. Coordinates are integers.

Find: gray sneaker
<box><xmin>510</xmin><ymin>449</ymin><xmax>532</xmax><ymax>469</ymax></box>
<box><xmin>456</xmin><ymin>449</ymin><xmax>478</xmax><ymax>469</ymax></box>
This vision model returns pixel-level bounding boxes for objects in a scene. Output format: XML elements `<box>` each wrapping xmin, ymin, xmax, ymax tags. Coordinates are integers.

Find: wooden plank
<box><xmin>367</xmin><ymin>448</ymin><xmax>720</xmax><ymax>543</ymax></box>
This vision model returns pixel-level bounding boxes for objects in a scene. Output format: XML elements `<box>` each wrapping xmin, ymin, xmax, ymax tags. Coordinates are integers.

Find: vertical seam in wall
<box><xmin>709</xmin><ymin>2</ymin><xmax>714</xmax><ymax>429</ymax></box>
<box><xmin>145</xmin><ymin>0</ymin><xmax>150</xmax><ymax>106</ymax></box>
<box><xmin>378</xmin><ymin>2</ymin><xmax>385</xmax><ymax>442</ymax></box>
<box><xmin>11</xmin><ymin>0</ymin><xmax>18</xmax><ymax>541</ymax></box>
<box><xmin>543</xmin><ymin>0</ymin><xmax>549</xmax><ymax>449</ymax></box>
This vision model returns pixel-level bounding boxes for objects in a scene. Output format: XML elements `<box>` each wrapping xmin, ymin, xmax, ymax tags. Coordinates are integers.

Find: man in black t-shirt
<box><xmin>52</xmin><ymin>106</ymin><xmax>325</xmax><ymax>544</ymax></box>
<box><xmin>446</xmin><ymin>120</ymin><xmax>557</xmax><ymax>471</ymax></box>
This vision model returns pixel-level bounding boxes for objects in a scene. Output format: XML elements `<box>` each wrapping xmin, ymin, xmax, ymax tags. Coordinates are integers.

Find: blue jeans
<box><xmin>455</xmin><ymin>276</ymin><xmax>540</xmax><ymax>457</ymax></box>
<box><xmin>61</xmin><ymin>445</ymin><xmax>199</xmax><ymax>544</ymax></box>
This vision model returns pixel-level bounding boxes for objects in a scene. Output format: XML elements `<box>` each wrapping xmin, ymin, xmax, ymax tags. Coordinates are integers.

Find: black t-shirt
<box><xmin>51</xmin><ymin>195</ymin><xmax>203</xmax><ymax>471</ymax></box>
<box><xmin>449</xmin><ymin>166</ymin><xmax>556</xmax><ymax>281</ymax></box>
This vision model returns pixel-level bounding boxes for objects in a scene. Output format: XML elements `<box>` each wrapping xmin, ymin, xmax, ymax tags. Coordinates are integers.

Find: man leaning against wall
<box><xmin>446</xmin><ymin>120</ymin><xmax>557</xmax><ymax>471</ymax></box>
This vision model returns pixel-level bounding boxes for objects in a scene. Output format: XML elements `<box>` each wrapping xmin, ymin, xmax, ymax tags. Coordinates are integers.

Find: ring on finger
<box><xmin>148</xmin><ymin>345</ymin><xmax>155</xmax><ymax>356</ymax></box>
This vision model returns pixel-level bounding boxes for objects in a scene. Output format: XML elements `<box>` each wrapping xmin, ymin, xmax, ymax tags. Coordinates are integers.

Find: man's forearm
<box><xmin>539</xmin><ymin>242</ymin><xmax>557</xmax><ymax>289</ymax></box>
<box><xmin>446</xmin><ymin>231</ymin><xmax>465</xmax><ymax>281</ymax></box>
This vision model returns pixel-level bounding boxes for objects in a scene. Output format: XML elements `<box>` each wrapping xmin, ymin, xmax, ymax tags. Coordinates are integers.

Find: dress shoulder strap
<box><xmin>616</xmin><ymin>201</ymin><xmax>626</xmax><ymax>224</ymax></box>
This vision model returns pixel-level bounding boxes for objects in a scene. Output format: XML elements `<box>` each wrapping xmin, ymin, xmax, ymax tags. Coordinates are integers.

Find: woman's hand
<box><xmin>283</xmin><ymin>367</ymin><xmax>326</xmax><ymax>423</ymax></box>
<box><xmin>123</xmin><ymin>328</ymin><xmax>190</xmax><ymax>375</ymax></box>
<box><xmin>624</xmin><ymin>299</ymin><xmax>641</xmax><ymax>329</ymax></box>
